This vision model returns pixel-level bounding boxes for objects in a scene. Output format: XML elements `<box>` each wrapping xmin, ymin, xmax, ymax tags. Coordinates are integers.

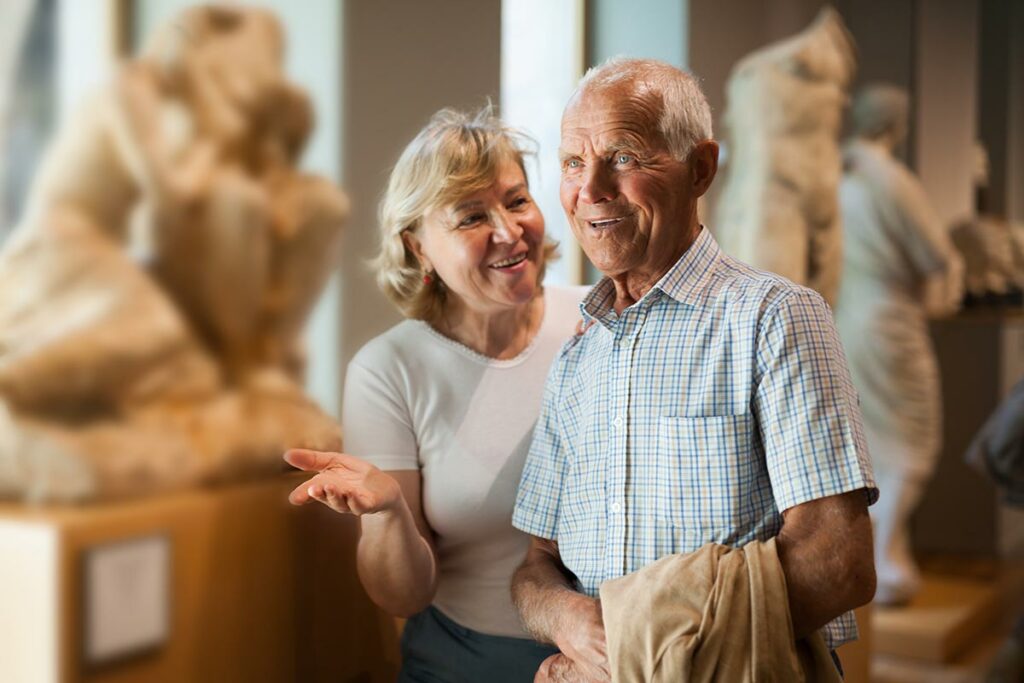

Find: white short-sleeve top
<box><xmin>342</xmin><ymin>285</ymin><xmax>586</xmax><ymax>637</ymax></box>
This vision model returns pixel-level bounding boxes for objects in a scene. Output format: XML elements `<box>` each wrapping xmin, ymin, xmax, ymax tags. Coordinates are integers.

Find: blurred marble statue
<box><xmin>835</xmin><ymin>84</ymin><xmax>963</xmax><ymax>605</ymax></box>
<box><xmin>950</xmin><ymin>217</ymin><xmax>1024</xmax><ymax>302</ymax></box>
<box><xmin>0</xmin><ymin>5</ymin><xmax>347</xmax><ymax>502</ymax></box>
<box><xmin>715</xmin><ymin>7</ymin><xmax>855</xmax><ymax>305</ymax></box>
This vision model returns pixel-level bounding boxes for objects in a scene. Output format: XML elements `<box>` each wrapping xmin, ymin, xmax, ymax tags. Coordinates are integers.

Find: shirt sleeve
<box><xmin>341</xmin><ymin>358</ymin><xmax>419</xmax><ymax>472</ymax></box>
<box><xmin>512</xmin><ymin>359</ymin><xmax>569</xmax><ymax>540</ymax></box>
<box><xmin>752</xmin><ymin>287</ymin><xmax>878</xmax><ymax>512</ymax></box>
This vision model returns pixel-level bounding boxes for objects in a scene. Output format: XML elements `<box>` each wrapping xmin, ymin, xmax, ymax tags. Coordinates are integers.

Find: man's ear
<box><xmin>690</xmin><ymin>140</ymin><xmax>719</xmax><ymax>198</ymax></box>
<box><xmin>402</xmin><ymin>229</ymin><xmax>431</xmax><ymax>272</ymax></box>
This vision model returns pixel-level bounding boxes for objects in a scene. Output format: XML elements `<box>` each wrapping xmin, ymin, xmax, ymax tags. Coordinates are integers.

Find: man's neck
<box><xmin>608</xmin><ymin>225</ymin><xmax>701</xmax><ymax>314</ymax></box>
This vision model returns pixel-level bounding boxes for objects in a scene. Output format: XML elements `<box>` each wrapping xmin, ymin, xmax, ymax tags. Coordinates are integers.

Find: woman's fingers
<box><xmin>288</xmin><ymin>472</ymin><xmax>370</xmax><ymax>515</ymax></box>
<box><xmin>284</xmin><ymin>449</ymin><xmax>374</xmax><ymax>475</ymax></box>
<box><xmin>322</xmin><ymin>485</ymin><xmax>352</xmax><ymax>514</ymax></box>
<box><xmin>288</xmin><ymin>478</ymin><xmax>314</xmax><ymax>505</ymax></box>
<box><xmin>283</xmin><ymin>448</ymin><xmax>345</xmax><ymax>472</ymax></box>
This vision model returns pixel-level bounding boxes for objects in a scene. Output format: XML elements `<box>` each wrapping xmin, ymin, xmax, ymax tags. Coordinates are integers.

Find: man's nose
<box><xmin>579</xmin><ymin>165</ymin><xmax>615</xmax><ymax>204</ymax></box>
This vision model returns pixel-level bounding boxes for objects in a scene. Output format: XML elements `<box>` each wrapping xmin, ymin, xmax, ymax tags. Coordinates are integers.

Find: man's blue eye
<box><xmin>617</xmin><ymin>154</ymin><xmax>634</xmax><ymax>165</ymax></box>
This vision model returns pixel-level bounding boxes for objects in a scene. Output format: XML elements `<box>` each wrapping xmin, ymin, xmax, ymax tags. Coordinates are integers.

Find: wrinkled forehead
<box><xmin>561</xmin><ymin>83</ymin><xmax>666</xmax><ymax>151</ymax></box>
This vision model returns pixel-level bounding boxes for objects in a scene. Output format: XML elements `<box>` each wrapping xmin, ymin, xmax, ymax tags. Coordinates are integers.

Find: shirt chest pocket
<box><xmin>653</xmin><ymin>414</ymin><xmax>761</xmax><ymax>536</ymax></box>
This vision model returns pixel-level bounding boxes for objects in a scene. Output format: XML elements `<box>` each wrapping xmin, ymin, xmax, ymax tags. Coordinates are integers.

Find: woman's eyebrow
<box><xmin>453</xmin><ymin>198</ymin><xmax>484</xmax><ymax>212</ymax></box>
<box><xmin>503</xmin><ymin>183</ymin><xmax>527</xmax><ymax>198</ymax></box>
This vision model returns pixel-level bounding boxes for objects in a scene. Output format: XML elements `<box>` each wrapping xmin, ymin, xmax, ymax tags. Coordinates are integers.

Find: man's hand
<box><xmin>512</xmin><ymin>537</ymin><xmax>610</xmax><ymax>681</ymax></box>
<box><xmin>554</xmin><ymin>593</ymin><xmax>610</xmax><ymax>681</ymax></box>
<box><xmin>535</xmin><ymin>653</ymin><xmax>594</xmax><ymax>682</ymax></box>
<box><xmin>284</xmin><ymin>448</ymin><xmax>403</xmax><ymax>516</ymax></box>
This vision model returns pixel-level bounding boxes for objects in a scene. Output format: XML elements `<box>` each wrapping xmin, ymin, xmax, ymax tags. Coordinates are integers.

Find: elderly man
<box><xmin>511</xmin><ymin>57</ymin><xmax>876</xmax><ymax>680</ymax></box>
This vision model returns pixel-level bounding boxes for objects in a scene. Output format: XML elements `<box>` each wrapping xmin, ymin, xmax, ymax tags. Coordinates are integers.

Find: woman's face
<box><xmin>406</xmin><ymin>161</ymin><xmax>546</xmax><ymax>316</ymax></box>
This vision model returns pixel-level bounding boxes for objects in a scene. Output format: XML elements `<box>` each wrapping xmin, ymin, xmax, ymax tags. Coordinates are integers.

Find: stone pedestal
<box><xmin>0</xmin><ymin>475</ymin><xmax>399</xmax><ymax>683</ymax></box>
<box><xmin>913</xmin><ymin>312</ymin><xmax>1024</xmax><ymax>558</ymax></box>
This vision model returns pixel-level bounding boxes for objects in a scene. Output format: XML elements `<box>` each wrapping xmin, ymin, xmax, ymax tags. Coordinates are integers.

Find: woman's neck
<box><xmin>435</xmin><ymin>295</ymin><xmax>545</xmax><ymax>360</ymax></box>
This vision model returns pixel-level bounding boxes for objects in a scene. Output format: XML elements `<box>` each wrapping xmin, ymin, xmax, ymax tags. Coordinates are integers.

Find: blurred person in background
<box><xmin>285</xmin><ymin>108</ymin><xmax>585</xmax><ymax>682</ymax></box>
<box><xmin>835</xmin><ymin>84</ymin><xmax>964</xmax><ymax>605</ymax></box>
<box><xmin>966</xmin><ymin>378</ymin><xmax>1024</xmax><ymax>683</ymax></box>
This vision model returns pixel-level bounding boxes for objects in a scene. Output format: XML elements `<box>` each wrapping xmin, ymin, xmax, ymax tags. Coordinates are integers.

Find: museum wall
<box><xmin>338</xmin><ymin>0</ymin><xmax>502</xmax><ymax>389</ymax></box>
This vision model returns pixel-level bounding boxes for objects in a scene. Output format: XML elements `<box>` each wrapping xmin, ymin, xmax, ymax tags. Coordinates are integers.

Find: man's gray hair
<box><xmin>574</xmin><ymin>57</ymin><xmax>713</xmax><ymax>160</ymax></box>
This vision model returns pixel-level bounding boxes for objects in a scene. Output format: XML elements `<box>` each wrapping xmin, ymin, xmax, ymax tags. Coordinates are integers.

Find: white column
<box><xmin>915</xmin><ymin>0</ymin><xmax>980</xmax><ymax>227</ymax></box>
<box><xmin>501</xmin><ymin>0</ymin><xmax>585</xmax><ymax>286</ymax></box>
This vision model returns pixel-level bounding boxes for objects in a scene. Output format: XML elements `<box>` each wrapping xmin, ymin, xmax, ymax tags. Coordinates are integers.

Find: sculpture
<box><xmin>950</xmin><ymin>216</ymin><xmax>1024</xmax><ymax>302</ymax></box>
<box><xmin>835</xmin><ymin>84</ymin><xmax>963</xmax><ymax>605</ymax></box>
<box><xmin>714</xmin><ymin>7</ymin><xmax>855</xmax><ymax>306</ymax></box>
<box><xmin>0</xmin><ymin>5</ymin><xmax>346</xmax><ymax>502</ymax></box>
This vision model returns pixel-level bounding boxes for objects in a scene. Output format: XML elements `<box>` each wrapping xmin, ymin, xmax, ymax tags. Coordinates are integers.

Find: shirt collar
<box><xmin>579</xmin><ymin>226</ymin><xmax>722</xmax><ymax>323</ymax></box>
<box><xmin>652</xmin><ymin>226</ymin><xmax>721</xmax><ymax>306</ymax></box>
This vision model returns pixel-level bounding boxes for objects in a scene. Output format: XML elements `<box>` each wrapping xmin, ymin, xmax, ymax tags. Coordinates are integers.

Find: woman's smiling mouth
<box><xmin>489</xmin><ymin>252</ymin><xmax>528</xmax><ymax>269</ymax></box>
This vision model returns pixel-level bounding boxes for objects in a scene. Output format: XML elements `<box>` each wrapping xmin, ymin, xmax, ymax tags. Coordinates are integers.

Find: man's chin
<box><xmin>585</xmin><ymin>259</ymin><xmax>629</xmax><ymax>279</ymax></box>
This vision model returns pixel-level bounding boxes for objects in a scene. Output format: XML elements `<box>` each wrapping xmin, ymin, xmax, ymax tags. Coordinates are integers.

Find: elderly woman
<box><xmin>285</xmin><ymin>109</ymin><xmax>583</xmax><ymax>681</ymax></box>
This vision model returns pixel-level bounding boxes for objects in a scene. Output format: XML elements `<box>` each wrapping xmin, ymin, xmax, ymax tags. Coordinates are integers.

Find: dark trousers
<box><xmin>397</xmin><ymin>606</ymin><xmax>559</xmax><ymax>683</ymax></box>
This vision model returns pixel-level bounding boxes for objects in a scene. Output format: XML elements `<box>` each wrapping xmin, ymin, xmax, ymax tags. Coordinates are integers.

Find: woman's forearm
<box><xmin>357</xmin><ymin>496</ymin><xmax>438</xmax><ymax>617</ymax></box>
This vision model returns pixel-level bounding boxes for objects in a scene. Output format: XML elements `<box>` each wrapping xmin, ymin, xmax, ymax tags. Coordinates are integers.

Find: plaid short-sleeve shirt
<box><xmin>512</xmin><ymin>227</ymin><xmax>877</xmax><ymax>650</ymax></box>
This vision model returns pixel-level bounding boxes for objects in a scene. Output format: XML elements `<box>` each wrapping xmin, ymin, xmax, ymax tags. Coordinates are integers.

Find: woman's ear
<box><xmin>402</xmin><ymin>229</ymin><xmax>431</xmax><ymax>272</ymax></box>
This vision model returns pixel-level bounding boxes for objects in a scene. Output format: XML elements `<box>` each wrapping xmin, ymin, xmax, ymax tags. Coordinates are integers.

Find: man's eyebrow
<box><xmin>557</xmin><ymin>148</ymin><xmax>577</xmax><ymax>162</ymax></box>
<box><xmin>601</xmin><ymin>136</ymin><xmax>644</xmax><ymax>154</ymax></box>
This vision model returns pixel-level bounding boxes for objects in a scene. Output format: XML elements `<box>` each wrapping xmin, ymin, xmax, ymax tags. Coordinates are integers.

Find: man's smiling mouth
<box><xmin>587</xmin><ymin>217</ymin><xmax>626</xmax><ymax>229</ymax></box>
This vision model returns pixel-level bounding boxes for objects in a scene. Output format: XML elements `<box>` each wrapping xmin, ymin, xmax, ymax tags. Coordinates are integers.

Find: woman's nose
<box><xmin>492</xmin><ymin>211</ymin><xmax>523</xmax><ymax>243</ymax></box>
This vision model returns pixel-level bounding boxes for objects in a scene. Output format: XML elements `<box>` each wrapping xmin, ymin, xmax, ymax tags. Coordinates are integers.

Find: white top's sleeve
<box><xmin>342</xmin><ymin>358</ymin><xmax>419</xmax><ymax>471</ymax></box>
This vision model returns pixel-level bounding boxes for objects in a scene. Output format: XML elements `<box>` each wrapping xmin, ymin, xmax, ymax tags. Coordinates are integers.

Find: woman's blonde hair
<box><xmin>373</xmin><ymin>107</ymin><xmax>558</xmax><ymax>323</ymax></box>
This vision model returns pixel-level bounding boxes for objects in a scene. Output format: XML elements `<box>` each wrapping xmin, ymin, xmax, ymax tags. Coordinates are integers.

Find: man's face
<box><xmin>559</xmin><ymin>85</ymin><xmax>708</xmax><ymax>281</ymax></box>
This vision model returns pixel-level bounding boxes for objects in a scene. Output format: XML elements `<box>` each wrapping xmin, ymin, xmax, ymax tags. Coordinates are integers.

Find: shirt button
<box><xmin>611</xmin><ymin>502</ymin><xmax>622</xmax><ymax>513</ymax></box>
<box><xmin>612</xmin><ymin>416</ymin><xmax>623</xmax><ymax>428</ymax></box>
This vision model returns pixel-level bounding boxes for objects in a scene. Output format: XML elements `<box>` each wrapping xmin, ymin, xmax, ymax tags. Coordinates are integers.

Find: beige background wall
<box><xmin>337</xmin><ymin>0</ymin><xmax>502</xmax><ymax>391</ymax></box>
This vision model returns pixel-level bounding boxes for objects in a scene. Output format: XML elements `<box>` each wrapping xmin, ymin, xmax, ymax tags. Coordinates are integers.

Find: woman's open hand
<box><xmin>284</xmin><ymin>449</ymin><xmax>403</xmax><ymax>516</ymax></box>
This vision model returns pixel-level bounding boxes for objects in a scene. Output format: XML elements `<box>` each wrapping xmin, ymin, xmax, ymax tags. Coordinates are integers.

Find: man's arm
<box><xmin>511</xmin><ymin>537</ymin><xmax>610</xmax><ymax>681</ymax></box>
<box><xmin>776</xmin><ymin>489</ymin><xmax>876</xmax><ymax>637</ymax></box>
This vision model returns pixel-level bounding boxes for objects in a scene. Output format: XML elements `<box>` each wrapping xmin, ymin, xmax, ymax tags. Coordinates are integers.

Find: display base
<box><xmin>873</xmin><ymin>560</ymin><xmax>1024</xmax><ymax>663</ymax></box>
<box><xmin>0</xmin><ymin>474</ymin><xmax>400</xmax><ymax>683</ymax></box>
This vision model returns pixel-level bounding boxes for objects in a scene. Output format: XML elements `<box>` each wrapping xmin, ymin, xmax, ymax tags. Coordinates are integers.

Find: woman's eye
<box><xmin>458</xmin><ymin>213</ymin><xmax>486</xmax><ymax>228</ymax></box>
<box><xmin>509</xmin><ymin>196</ymin><xmax>530</xmax><ymax>210</ymax></box>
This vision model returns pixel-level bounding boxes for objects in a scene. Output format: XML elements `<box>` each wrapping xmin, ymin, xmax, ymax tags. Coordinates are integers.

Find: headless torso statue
<box><xmin>835</xmin><ymin>85</ymin><xmax>963</xmax><ymax>604</ymax></box>
<box><xmin>715</xmin><ymin>8</ymin><xmax>855</xmax><ymax>306</ymax></box>
<box><xmin>0</xmin><ymin>6</ymin><xmax>346</xmax><ymax>502</ymax></box>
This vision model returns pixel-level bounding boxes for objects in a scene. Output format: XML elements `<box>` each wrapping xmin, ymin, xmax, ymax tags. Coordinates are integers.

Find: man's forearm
<box><xmin>511</xmin><ymin>541</ymin><xmax>582</xmax><ymax>645</ymax></box>
<box><xmin>776</xmin><ymin>490</ymin><xmax>876</xmax><ymax>637</ymax></box>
